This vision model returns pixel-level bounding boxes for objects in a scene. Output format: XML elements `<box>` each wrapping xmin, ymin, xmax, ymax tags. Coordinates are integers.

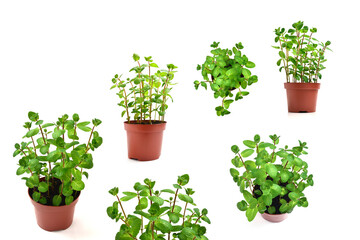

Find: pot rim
<box><xmin>261</xmin><ymin>212</ymin><xmax>288</xmax><ymax>216</ymax></box>
<box><xmin>124</xmin><ymin>120</ymin><xmax>167</xmax><ymax>125</ymax></box>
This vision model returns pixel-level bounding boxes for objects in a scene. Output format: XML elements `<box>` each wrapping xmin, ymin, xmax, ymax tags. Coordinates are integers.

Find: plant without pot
<box><xmin>111</xmin><ymin>54</ymin><xmax>177</xmax><ymax>161</ymax></box>
<box><xmin>273</xmin><ymin>21</ymin><xmax>332</xmax><ymax>112</ymax></box>
<box><xmin>194</xmin><ymin>41</ymin><xmax>258</xmax><ymax>116</ymax></box>
<box><xmin>106</xmin><ymin>174</ymin><xmax>211</xmax><ymax>240</ymax></box>
<box><xmin>13</xmin><ymin>112</ymin><xmax>103</xmax><ymax>231</ymax></box>
<box><xmin>230</xmin><ymin>134</ymin><xmax>314</xmax><ymax>222</ymax></box>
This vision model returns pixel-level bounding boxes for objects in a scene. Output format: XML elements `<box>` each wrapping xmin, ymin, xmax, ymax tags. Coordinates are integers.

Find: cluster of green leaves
<box><xmin>111</xmin><ymin>54</ymin><xmax>177</xmax><ymax>124</ymax></box>
<box><xmin>230</xmin><ymin>134</ymin><xmax>314</xmax><ymax>222</ymax></box>
<box><xmin>107</xmin><ymin>174</ymin><xmax>210</xmax><ymax>240</ymax></box>
<box><xmin>273</xmin><ymin>21</ymin><xmax>332</xmax><ymax>83</ymax></box>
<box><xmin>194</xmin><ymin>42</ymin><xmax>258</xmax><ymax>116</ymax></box>
<box><xmin>13</xmin><ymin>111</ymin><xmax>102</xmax><ymax>206</ymax></box>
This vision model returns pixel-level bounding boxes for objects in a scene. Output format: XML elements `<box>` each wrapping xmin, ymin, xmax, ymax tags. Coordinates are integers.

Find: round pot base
<box><xmin>261</xmin><ymin>212</ymin><xmax>288</xmax><ymax>223</ymax></box>
<box><xmin>124</xmin><ymin>121</ymin><xmax>166</xmax><ymax>161</ymax></box>
<box><xmin>29</xmin><ymin>189</ymin><xmax>80</xmax><ymax>231</ymax></box>
<box><xmin>284</xmin><ymin>83</ymin><xmax>320</xmax><ymax>113</ymax></box>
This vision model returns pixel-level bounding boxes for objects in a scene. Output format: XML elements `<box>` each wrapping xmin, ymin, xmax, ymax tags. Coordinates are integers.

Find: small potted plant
<box><xmin>194</xmin><ymin>41</ymin><xmax>258</xmax><ymax>116</ymax></box>
<box><xmin>13</xmin><ymin>111</ymin><xmax>102</xmax><ymax>231</ymax></box>
<box><xmin>107</xmin><ymin>174</ymin><xmax>211</xmax><ymax>239</ymax></box>
<box><xmin>273</xmin><ymin>21</ymin><xmax>332</xmax><ymax>112</ymax></box>
<box><xmin>111</xmin><ymin>54</ymin><xmax>177</xmax><ymax>161</ymax></box>
<box><xmin>229</xmin><ymin>134</ymin><xmax>313</xmax><ymax>222</ymax></box>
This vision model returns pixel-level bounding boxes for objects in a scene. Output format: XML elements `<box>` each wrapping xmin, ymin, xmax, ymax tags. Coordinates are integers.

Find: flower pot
<box><xmin>284</xmin><ymin>83</ymin><xmax>320</xmax><ymax>112</ymax></box>
<box><xmin>124</xmin><ymin>121</ymin><xmax>166</xmax><ymax>161</ymax></box>
<box><xmin>261</xmin><ymin>212</ymin><xmax>288</xmax><ymax>223</ymax></box>
<box><xmin>29</xmin><ymin>189</ymin><xmax>80</xmax><ymax>231</ymax></box>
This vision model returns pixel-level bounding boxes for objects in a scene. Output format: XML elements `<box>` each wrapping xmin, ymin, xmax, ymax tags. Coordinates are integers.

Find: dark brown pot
<box><xmin>29</xmin><ymin>189</ymin><xmax>80</xmax><ymax>231</ymax></box>
<box><xmin>261</xmin><ymin>212</ymin><xmax>288</xmax><ymax>223</ymax></box>
<box><xmin>124</xmin><ymin>121</ymin><xmax>166</xmax><ymax>161</ymax></box>
<box><xmin>284</xmin><ymin>83</ymin><xmax>320</xmax><ymax>113</ymax></box>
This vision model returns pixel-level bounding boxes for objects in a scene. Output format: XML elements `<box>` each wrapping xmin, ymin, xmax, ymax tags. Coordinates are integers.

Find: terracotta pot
<box><xmin>29</xmin><ymin>189</ymin><xmax>80</xmax><ymax>231</ymax></box>
<box><xmin>124</xmin><ymin>121</ymin><xmax>166</xmax><ymax>161</ymax></box>
<box><xmin>261</xmin><ymin>212</ymin><xmax>288</xmax><ymax>223</ymax></box>
<box><xmin>284</xmin><ymin>83</ymin><xmax>320</xmax><ymax>112</ymax></box>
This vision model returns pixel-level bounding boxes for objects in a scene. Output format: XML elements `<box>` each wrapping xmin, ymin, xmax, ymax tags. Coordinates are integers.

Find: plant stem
<box><xmin>137</xmin><ymin>61</ymin><xmax>144</xmax><ymax>122</ymax></box>
<box><xmin>182</xmin><ymin>202</ymin><xmax>188</xmax><ymax>226</ymax></box>
<box><xmin>28</xmin><ymin>128</ymin><xmax>38</xmax><ymax>157</ymax></box>
<box><xmin>116</xmin><ymin>194</ymin><xmax>127</xmax><ymax>220</ymax></box>
<box><xmin>161</xmin><ymin>69</ymin><xmax>171</xmax><ymax>122</ymax></box>
<box><xmin>278</xmin><ymin>35</ymin><xmax>289</xmax><ymax>82</ymax></box>
<box><xmin>85</xmin><ymin>126</ymin><xmax>95</xmax><ymax>153</ymax></box>
<box><xmin>148</xmin><ymin>62</ymin><xmax>153</xmax><ymax>124</ymax></box>
<box><xmin>137</xmin><ymin>192</ymin><xmax>144</xmax><ymax>234</ymax></box>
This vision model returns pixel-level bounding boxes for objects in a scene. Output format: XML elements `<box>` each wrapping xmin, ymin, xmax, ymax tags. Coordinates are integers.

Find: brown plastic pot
<box><xmin>29</xmin><ymin>189</ymin><xmax>80</xmax><ymax>231</ymax></box>
<box><xmin>124</xmin><ymin>120</ymin><xmax>166</xmax><ymax>161</ymax></box>
<box><xmin>284</xmin><ymin>83</ymin><xmax>320</xmax><ymax>113</ymax></box>
<box><xmin>261</xmin><ymin>212</ymin><xmax>288</xmax><ymax>223</ymax></box>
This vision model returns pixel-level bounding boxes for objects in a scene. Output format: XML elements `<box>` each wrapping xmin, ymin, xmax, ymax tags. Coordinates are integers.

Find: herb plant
<box><xmin>13</xmin><ymin>111</ymin><xmax>102</xmax><ymax>206</ymax></box>
<box><xmin>194</xmin><ymin>41</ymin><xmax>258</xmax><ymax>116</ymax></box>
<box><xmin>107</xmin><ymin>174</ymin><xmax>210</xmax><ymax>240</ymax></box>
<box><xmin>230</xmin><ymin>134</ymin><xmax>313</xmax><ymax>221</ymax></box>
<box><xmin>111</xmin><ymin>54</ymin><xmax>177</xmax><ymax>124</ymax></box>
<box><xmin>273</xmin><ymin>21</ymin><xmax>332</xmax><ymax>83</ymax></box>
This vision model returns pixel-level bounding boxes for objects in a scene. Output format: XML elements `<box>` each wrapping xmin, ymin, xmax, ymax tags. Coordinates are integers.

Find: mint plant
<box><xmin>273</xmin><ymin>20</ymin><xmax>332</xmax><ymax>83</ymax></box>
<box><xmin>111</xmin><ymin>54</ymin><xmax>177</xmax><ymax>124</ymax></box>
<box><xmin>194</xmin><ymin>41</ymin><xmax>258</xmax><ymax>116</ymax></box>
<box><xmin>230</xmin><ymin>134</ymin><xmax>313</xmax><ymax>221</ymax></box>
<box><xmin>13</xmin><ymin>111</ymin><xmax>102</xmax><ymax>206</ymax></box>
<box><xmin>107</xmin><ymin>174</ymin><xmax>210</xmax><ymax>240</ymax></box>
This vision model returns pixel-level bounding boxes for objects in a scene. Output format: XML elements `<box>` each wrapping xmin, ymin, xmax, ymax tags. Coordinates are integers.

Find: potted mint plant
<box><xmin>13</xmin><ymin>111</ymin><xmax>102</xmax><ymax>231</ymax></box>
<box><xmin>273</xmin><ymin>21</ymin><xmax>332</xmax><ymax>112</ymax></box>
<box><xmin>107</xmin><ymin>174</ymin><xmax>211</xmax><ymax>239</ymax></box>
<box><xmin>111</xmin><ymin>54</ymin><xmax>177</xmax><ymax>161</ymax></box>
<box><xmin>194</xmin><ymin>41</ymin><xmax>258</xmax><ymax>116</ymax></box>
<box><xmin>230</xmin><ymin>134</ymin><xmax>313</xmax><ymax>222</ymax></box>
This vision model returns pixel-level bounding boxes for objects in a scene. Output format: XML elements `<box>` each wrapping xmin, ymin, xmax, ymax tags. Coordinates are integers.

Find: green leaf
<box><xmin>178</xmin><ymin>194</ymin><xmax>193</xmax><ymax>203</ymax></box>
<box><xmin>280</xmin><ymin>170</ymin><xmax>290</xmax><ymax>183</ymax></box>
<box><xmin>265</xmin><ymin>163</ymin><xmax>278</xmax><ymax>178</ymax></box>
<box><xmin>65</xmin><ymin>196</ymin><xmax>74</xmax><ymax>205</ymax></box>
<box><xmin>279</xmin><ymin>51</ymin><xmax>286</xmax><ymax>58</ymax></box>
<box><xmin>226</xmin><ymin>68</ymin><xmax>237</xmax><ymax>77</ymax></box>
<box><xmin>237</xmin><ymin>200</ymin><xmax>248</xmax><ymax>211</ymax></box>
<box><xmin>38</xmin><ymin>182</ymin><xmax>48</xmax><ymax>193</ymax></box>
<box><xmin>245</xmin><ymin>61</ymin><xmax>255</xmax><ymax>68</ymax></box>
<box><xmin>168</xmin><ymin>212</ymin><xmax>180</xmax><ymax>223</ymax></box>
<box><xmin>52</xmin><ymin>128</ymin><xmax>65</xmax><ymax>139</ymax></box>
<box><xmin>53</xmin><ymin>195</ymin><xmax>62</xmax><ymax>206</ymax></box>
<box><xmin>154</xmin><ymin>219</ymin><xmax>172</xmax><ymax>233</ymax></box>
<box><xmin>246</xmin><ymin>207</ymin><xmax>258</xmax><ymax>221</ymax></box>
<box><xmin>32</xmin><ymin>191</ymin><xmax>40</xmax><ymax>202</ymax></box>
<box><xmin>148</xmin><ymin>196</ymin><xmax>164</xmax><ymax>205</ymax></box>
<box><xmin>243</xmin><ymin>140</ymin><xmax>256</xmax><ymax>148</ymax></box>
<box><xmin>241</xmin><ymin>149</ymin><xmax>254</xmax><ymax>158</ymax></box>
<box><xmin>289</xmin><ymin>192</ymin><xmax>300</xmax><ymax>201</ymax></box>
<box><xmin>231</xmin><ymin>145</ymin><xmax>240</xmax><ymax>154</ymax></box>
<box><xmin>71</xmin><ymin>180</ymin><xmax>85</xmax><ymax>191</ymax></box>
<box><xmin>242</xmin><ymin>68</ymin><xmax>251</xmax><ymax>79</ymax></box>
<box><xmin>243</xmin><ymin>190</ymin><xmax>254</xmax><ymax>203</ymax></box>
<box><xmin>26</xmin><ymin>128</ymin><xmax>39</xmax><ymax>138</ymax></box>
<box><xmin>230</xmin><ymin>168</ymin><xmax>239</xmax><ymax>178</ymax></box>
<box><xmin>40</xmin><ymin>144</ymin><xmax>50</xmax><ymax>155</ymax></box>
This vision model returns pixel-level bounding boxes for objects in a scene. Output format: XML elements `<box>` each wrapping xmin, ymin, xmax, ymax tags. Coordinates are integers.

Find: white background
<box><xmin>1</xmin><ymin>0</ymin><xmax>359</xmax><ymax>239</ymax></box>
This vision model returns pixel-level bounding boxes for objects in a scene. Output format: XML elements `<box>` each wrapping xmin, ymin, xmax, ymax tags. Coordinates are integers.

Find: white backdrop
<box><xmin>1</xmin><ymin>0</ymin><xmax>359</xmax><ymax>239</ymax></box>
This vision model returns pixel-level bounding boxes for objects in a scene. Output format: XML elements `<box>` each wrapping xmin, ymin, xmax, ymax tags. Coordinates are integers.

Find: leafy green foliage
<box><xmin>13</xmin><ymin>111</ymin><xmax>103</xmax><ymax>206</ymax></box>
<box><xmin>111</xmin><ymin>54</ymin><xmax>177</xmax><ymax>124</ymax></box>
<box><xmin>230</xmin><ymin>134</ymin><xmax>313</xmax><ymax>221</ymax></box>
<box><xmin>273</xmin><ymin>21</ymin><xmax>332</xmax><ymax>83</ymax></box>
<box><xmin>194</xmin><ymin>42</ymin><xmax>258</xmax><ymax>116</ymax></box>
<box><xmin>107</xmin><ymin>174</ymin><xmax>210</xmax><ymax>240</ymax></box>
